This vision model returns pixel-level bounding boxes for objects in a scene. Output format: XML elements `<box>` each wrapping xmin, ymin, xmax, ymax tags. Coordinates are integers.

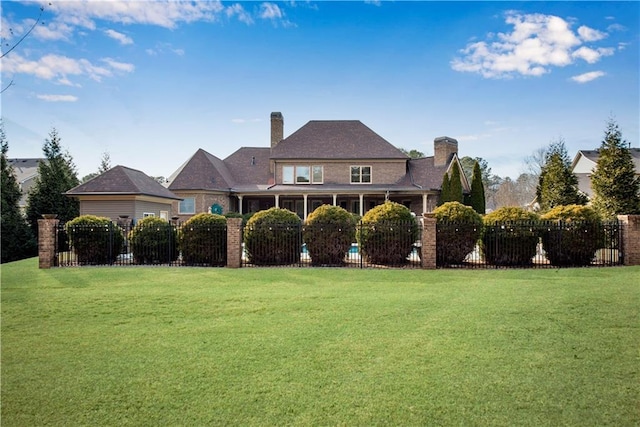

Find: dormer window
<box><xmin>350</xmin><ymin>166</ymin><xmax>371</xmax><ymax>184</ymax></box>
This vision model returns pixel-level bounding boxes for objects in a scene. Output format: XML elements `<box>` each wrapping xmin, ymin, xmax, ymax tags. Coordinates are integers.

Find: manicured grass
<box><xmin>1</xmin><ymin>258</ymin><xmax>639</xmax><ymax>426</ymax></box>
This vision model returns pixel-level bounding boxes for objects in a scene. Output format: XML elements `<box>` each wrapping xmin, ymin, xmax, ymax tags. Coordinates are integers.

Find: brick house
<box><xmin>167</xmin><ymin>112</ymin><xmax>468</xmax><ymax>220</ymax></box>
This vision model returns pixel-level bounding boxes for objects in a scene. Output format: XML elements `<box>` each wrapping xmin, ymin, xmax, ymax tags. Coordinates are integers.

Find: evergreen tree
<box><xmin>469</xmin><ymin>161</ymin><xmax>486</xmax><ymax>214</ymax></box>
<box><xmin>1</xmin><ymin>121</ymin><xmax>37</xmax><ymax>262</ymax></box>
<box><xmin>26</xmin><ymin>128</ymin><xmax>80</xmax><ymax>236</ymax></box>
<box><xmin>449</xmin><ymin>165</ymin><xmax>464</xmax><ymax>204</ymax></box>
<box><xmin>536</xmin><ymin>139</ymin><xmax>587</xmax><ymax>212</ymax></box>
<box><xmin>591</xmin><ymin>119</ymin><xmax>640</xmax><ymax>217</ymax></box>
<box><xmin>438</xmin><ymin>172</ymin><xmax>451</xmax><ymax>206</ymax></box>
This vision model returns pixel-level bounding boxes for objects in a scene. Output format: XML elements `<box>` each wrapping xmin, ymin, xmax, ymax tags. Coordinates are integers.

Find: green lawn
<box><xmin>1</xmin><ymin>258</ymin><xmax>638</xmax><ymax>426</ymax></box>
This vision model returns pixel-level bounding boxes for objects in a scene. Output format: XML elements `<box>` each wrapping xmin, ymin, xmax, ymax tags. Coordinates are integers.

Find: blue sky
<box><xmin>1</xmin><ymin>1</ymin><xmax>638</xmax><ymax>180</ymax></box>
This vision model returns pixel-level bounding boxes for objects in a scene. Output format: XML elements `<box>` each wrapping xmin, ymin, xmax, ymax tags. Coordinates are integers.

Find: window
<box><xmin>282</xmin><ymin>165</ymin><xmax>323</xmax><ymax>185</ymax></box>
<box><xmin>296</xmin><ymin>166</ymin><xmax>310</xmax><ymax>183</ymax></box>
<box><xmin>283</xmin><ymin>166</ymin><xmax>294</xmax><ymax>184</ymax></box>
<box><xmin>312</xmin><ymin>166</ymin><xmax>323</xmax><ymax>184</ymax></box>
<box><xmin>350</xmin><ymin>166</ymin><xmax>371</xmax><ymax>184</ymax></box>
<box><xmin>143</xmin><ymin>212</ymin><xmax>155</xmax><ymax>218</ymax></box>
<box><xmin>179</xmin><ymin>197</ymin><xmax>195</xmax><ymax>214</ymax></box>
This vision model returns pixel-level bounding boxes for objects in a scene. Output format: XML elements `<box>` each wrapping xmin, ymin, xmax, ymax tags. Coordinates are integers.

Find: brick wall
<box><xmin>38</xmin><ymin>217</ymin><xmax>59</xmax><ymax>269</ymax></box>
<box><xmin>226</xmin><ymin>217</ymin><xmax>243</xmax><ymax>268</ymax></box>
<box><xmin>421</xmin><ymin>214</ymin><xmax>436</xmax><ymax>269</ymax></box>
<box><xmin>618</xmin><ymin>215</ymin><xmax>640</xmax><ymax>266</ymax></box>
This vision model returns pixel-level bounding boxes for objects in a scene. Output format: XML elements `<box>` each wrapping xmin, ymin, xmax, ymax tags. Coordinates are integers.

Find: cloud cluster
<box><xmin>451</xmin><ymin>12</ymin><xmax>618</xmax><ymax>82</ymax></box>
<box><xmin>1</xmin><ymin>1</ymin><xmax>295</xmax><ymax>100</ymax></box>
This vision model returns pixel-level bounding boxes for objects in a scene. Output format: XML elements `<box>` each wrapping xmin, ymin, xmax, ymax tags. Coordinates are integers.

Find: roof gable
<box><xmin>8</xmin><ymin>158</ymin><xmax>44</xmax><ymax>183</ymax></box>
<box><xmin>167</xmin><ymin>149</ymin><xmax>234</xmax><ymax>191</ymax></box>
<box><xmin>66</xmin><ymin>165</ymin><xmax>180</xmax><ymax>200</ymax></box>
<box><xmin>271</xmin><ymin>120</ymin><xmax>408</xmax><ymax>160</ymax></box>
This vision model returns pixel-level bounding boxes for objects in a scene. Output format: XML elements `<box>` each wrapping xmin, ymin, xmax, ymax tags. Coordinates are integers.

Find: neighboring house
<box><xmin>167</xmin><ymin>112</ymin><xmax>469</xmax><ymax>221</ymax></box>
<box><xmin>8</xmin><ymin>158</ymin><xmax>44</xmax><ymax>210</ymax></box>
<box><xmin>65</xmin><ymin>165</ymin><xmax>182</xmax><ymax>222</ymax></box>
<box><xmin>571</xmin><ymin>148</ymin><xmax>640</xmax><ymax>198</ymax></box>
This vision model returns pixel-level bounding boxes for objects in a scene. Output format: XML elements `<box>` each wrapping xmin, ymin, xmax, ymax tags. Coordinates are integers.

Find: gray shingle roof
<box><xmin>402</xmin><ymin>157</ymin><xmax>449</xmax><ymax>190</ymax></box>
<box><xmin>271</xmin><ymin>120</ymin><xmax>408</xmax><ymax>160</ymax></box>
<box><xmin>167</xmin><ymin>149</ymin><xmax>234</xmax><ymax>191</ymax></box>
<box><xmin>66</xmin><ymin>165</ymin><xmax>181</xmax><ymax>200</ymax></box>
<box><xmin>224</xmin><ymin>147</ymin><xmax>272</xmax><ymax>185</ymax></box>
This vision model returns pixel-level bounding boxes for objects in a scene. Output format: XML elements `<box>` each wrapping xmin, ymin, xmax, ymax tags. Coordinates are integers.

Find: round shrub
<box><xmin>358</xmin><ymin>201</ymin><xmax>419</xmax><ymax>265</ymax></box>
<box><xmin>434</xmin><ymin>202</ymin><xmax>483</xmax><ymax>266</ymax></box>
<box><xmin>243</xmin><ymin>207</ymin><xmax>302</xmax><ymax>265</ymax></box>
<box><xmin>180</xmin><ymin>213</ymin><xmax>227</xmax><ymax>266</ymax></box>
<box><xmin>65</xmin><ymin>215</ymin><xmax>124</xmax><ymax>265</ymax></box>
<box><xmin>129</xmin><ymin>216</ymin><xmax>178</xmax><ymax>264</ymax></box>
<box><xmin>540</xmin><ymin>205</ymin><xmax>603</xmax><ymax>266</ymax></box>
<box><xmin>303</xmin><ymin>205</ymin><xmax>356</xmax><ymax>266</ymax></box>
<box><xmin>482</xmin><ymin>207</ymin><xmax>540</xmax><ymax>266</ymax></box>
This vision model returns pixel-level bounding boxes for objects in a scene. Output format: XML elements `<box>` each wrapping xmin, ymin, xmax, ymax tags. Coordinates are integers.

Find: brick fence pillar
<box><xmin>226</xmin><ymin>217</ymin><xmax>243</xmax><ymax>268</ymax></box>
<box><xmin>38</xmin><ymin>216</ymin><xmax>60</xmax><ymax>269</ymax></box>
<box><xmin>618</xmin><ymin>215</ymin><xmax>640</xmax><ymax>266</ymax></box>
<box><xmin>421</xmin><ymin>213</ymin><xmax>437</xmax><ymax>269</ymax></box>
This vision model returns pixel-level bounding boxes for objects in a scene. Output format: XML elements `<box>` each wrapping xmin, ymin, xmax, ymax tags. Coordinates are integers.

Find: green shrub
<box><xmin>180</xmin><ymin>213</ymin><xmax>227</xmax><ymax>266</ymax></box>
<box><xmin>129</xmin><ymin>216</ymin><xmax>178</xmax><ymax>264</ymax></box>
<box><xmin>540</xmin><ymin>205</ymin><xmax>603</xmax><ymax>266</ymax></box>
<box><xmin>434</xmin><ymin>202</ymin><xmax>483</xmax><ymax>266</ymax></box>
<box><xmin>303</xmin><ymin>205</ymin><xmax>356</xmax><ymax>266</ymax></box>
<box><xmin>358</xmin><ymin>201</ymin><xmax>419</xmax><ymax>265</ymax></box>
<box><xmin>482</xmin><ymin>207</ymin><xmax>540</xmax><ymax>266</ymax></box>
<box><xmin>65</xmin><ymin>215</ymin><xmax>124</xmax><ymax>265</ymax></box>
<box><xmin>243</xmin><ymin>207</ymin><xmax>302</xmax><ymax>265</ymax></box>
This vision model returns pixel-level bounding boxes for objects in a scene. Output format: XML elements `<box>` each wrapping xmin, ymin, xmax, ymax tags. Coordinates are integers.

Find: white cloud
<box><xmin>260</xmin><ymin>3</ymin><xmax>284</xmax><ymax>20</ymax></box>
<box><xmin>1</xmin><ymin>53</ymin><xmax>133</xmax><ymax>84</ymax></box>
<box><xmin>577</xmin><ymin>25</ymin><xmax>607</xmax><ymax>42</ymax></box>
<box><xmin>104</xmin><ymin>29</ymin><xmax>133</xmax><ymax>45</ymax></box>
<box><xmin>37</xmin><ymin>94</ymin><xmax>79</xmax><ymax>102</ymax></box>
<box><xmin>571</xmin><ymin>71</ymin><xmax>605</xmax><ymax>83</ymax></box>
<box><xmin>451</xmin><ymin>12</ymin><xmax>615</xmax><ymax>79</ymax></box>
<box><xmin>145</xmin><ymin>43</ymin><xmax>185</xmax><ymax>57</ymax></box>
<box><xmin>572</xmin><ymin>46</ymin><xmax>614</xmax><ymax>64</ymax></box>
<box><xmin>226</xmin><ymin>4</ymin><xmax>254</xmax><ymax>25</ymax></box>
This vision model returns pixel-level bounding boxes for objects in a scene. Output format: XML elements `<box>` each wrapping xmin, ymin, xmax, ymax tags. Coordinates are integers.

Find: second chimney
<box><xmin>271</xmin><ymin>112</ymin><xmax>284</xmax><ymax>148</ymax></box>
<box><xmin>434</xmin><ymin>136</ymin><xmax>458</xmax><ymax>167</ymax></box>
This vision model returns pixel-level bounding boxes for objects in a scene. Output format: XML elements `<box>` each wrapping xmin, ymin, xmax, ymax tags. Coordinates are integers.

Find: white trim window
<box><xmin>282</xmin><ymin>165</ymin><xmax>324</xmax><ymax>185</ymax></box>
<box><xmin>350</xmin><ymin>166</ymin><xmax>371</xmax><ymax>184</ymax></box>
<box><xmin>179</xmin><ymin>197</ymin><xmax>195</xmax><ymax>214</ymax></box>
<box><xmin>143</xmin><ymin>212</ymin><xmax>155</xmax><ymax>218</ymax></box>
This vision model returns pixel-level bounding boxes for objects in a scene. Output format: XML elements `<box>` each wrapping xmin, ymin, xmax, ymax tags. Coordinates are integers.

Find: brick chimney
<box><xmin>271</xmin><ymin>112</ymin><xmax>283</xmax><ymax>148</ymax></box>
<box><xmin>434</xmin><ymin>136</ymin><xmax>458</xmax><ymax>167</ymax></box>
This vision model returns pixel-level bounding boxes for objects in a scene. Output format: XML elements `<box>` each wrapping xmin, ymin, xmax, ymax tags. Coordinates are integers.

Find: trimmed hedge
<box><xmin>65</xmin><ymin>215</ymin><xmax>124</xmax><ymax>265</ymax></box>
<box><xmin>180</xmin><ymin>213</ymin><xmax>227</xmax><ymax>266</ymax></box>
<box><xmin>129</xmin><ymin>216</ymin><xmax>178</xmax><ymax>264</ymax></box>
<box><xmin>243</xmin><ymin>207</ymin><xmax>302</xmax><ymax>265</ymax></box>
<box><xmin>434</xmin><ymin>202</ymin><xmax>482</xmax><ymax>266</ymax></box>
<box><xmin>303</xmin><ymin>205</ymin><xmax>356</xmax><ymax>266</ymax></box>
<box><xmin>482</xmin><ymin>207</ymin><xmax>540</xmax><ymax>266</ymax></box>
<box><xmin>358</xmin><ymin>201</ymin><xmax>419</xmax><ymax>265</ymax></box>
<box><xmin>540</xmin><ymin>205</ymin><xmax>603</xmax><ymax>266</ymax></box>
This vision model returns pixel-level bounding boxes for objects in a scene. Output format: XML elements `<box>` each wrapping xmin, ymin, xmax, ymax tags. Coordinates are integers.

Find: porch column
<box><xmin>423</xmin><ymin>194</ymin><xmax>428</xmax><ymax>214</ymax></box>
<box><xmin>303</xmin><ymin>194</ymin><xmax>308</xmax><ymax>220</ymax></box>
<box><xmin>238</xmin><ymin>195</ymin><xmax>243</xmax><ymax>214</ymax></box>
<box><xmin>359</xmin><ymin>194</ymin><xmax>364</xmax><ymax>217</ymax></box>
<box><xmin>333</xmin><ymin>194</ymin><xmax>337</xmax><ymax>206</ymax></box>
<box><xmin>274</xmin><ymin>194</ymin><xmax>280</xmax><ymax>208</ymax></box>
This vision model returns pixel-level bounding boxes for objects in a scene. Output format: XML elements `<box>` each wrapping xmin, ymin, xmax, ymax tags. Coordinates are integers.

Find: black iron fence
<box><xmin>436</xmin><ymin>220</ymin><xmax>622</xmax><ymax>268</ymax></box>
<box><xmin>55</xmin><ymin>219</ymin><xmax>622</xmax><ymax>269</ymax></box>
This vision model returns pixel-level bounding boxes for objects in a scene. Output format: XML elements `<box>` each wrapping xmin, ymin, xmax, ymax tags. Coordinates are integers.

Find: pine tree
<box><xmin>591</xmin><ymin>119</ymin><xmax>640</xmax><ymax>218</ymax></box>
<box><xmin>26</xmin><ymin>128</ymin><xmax>80</xmax><ymax>236</ymax></box>
<box><xmin>1</xmin><ymin>121</ymin><xmax>37</xmax><ymax>262</ymax></box>
<box><xmin>536</xmin><ymin>139</ymin><xmax>587</xmax><ymax>212</ymax></box>
<box><xmin>469</xmin><ymin>161</ymin><xmax>486</xmax><ymax>214</ymax></box>
<box><xmin>438</xmin><ymin>172</ymin><xmax>451</xmax><ymax>206</ymax></box>
<box><xmin>449</xmin><ymin>166</ymin><xmax>464</xmax><ymax>204</ymax></box>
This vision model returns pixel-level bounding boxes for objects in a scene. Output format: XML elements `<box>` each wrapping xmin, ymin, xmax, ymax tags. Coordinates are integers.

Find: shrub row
<box><xmin>436</xmin><ymin>202</ymin><xmax>607</xmax><ymax>267</ymax></box>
